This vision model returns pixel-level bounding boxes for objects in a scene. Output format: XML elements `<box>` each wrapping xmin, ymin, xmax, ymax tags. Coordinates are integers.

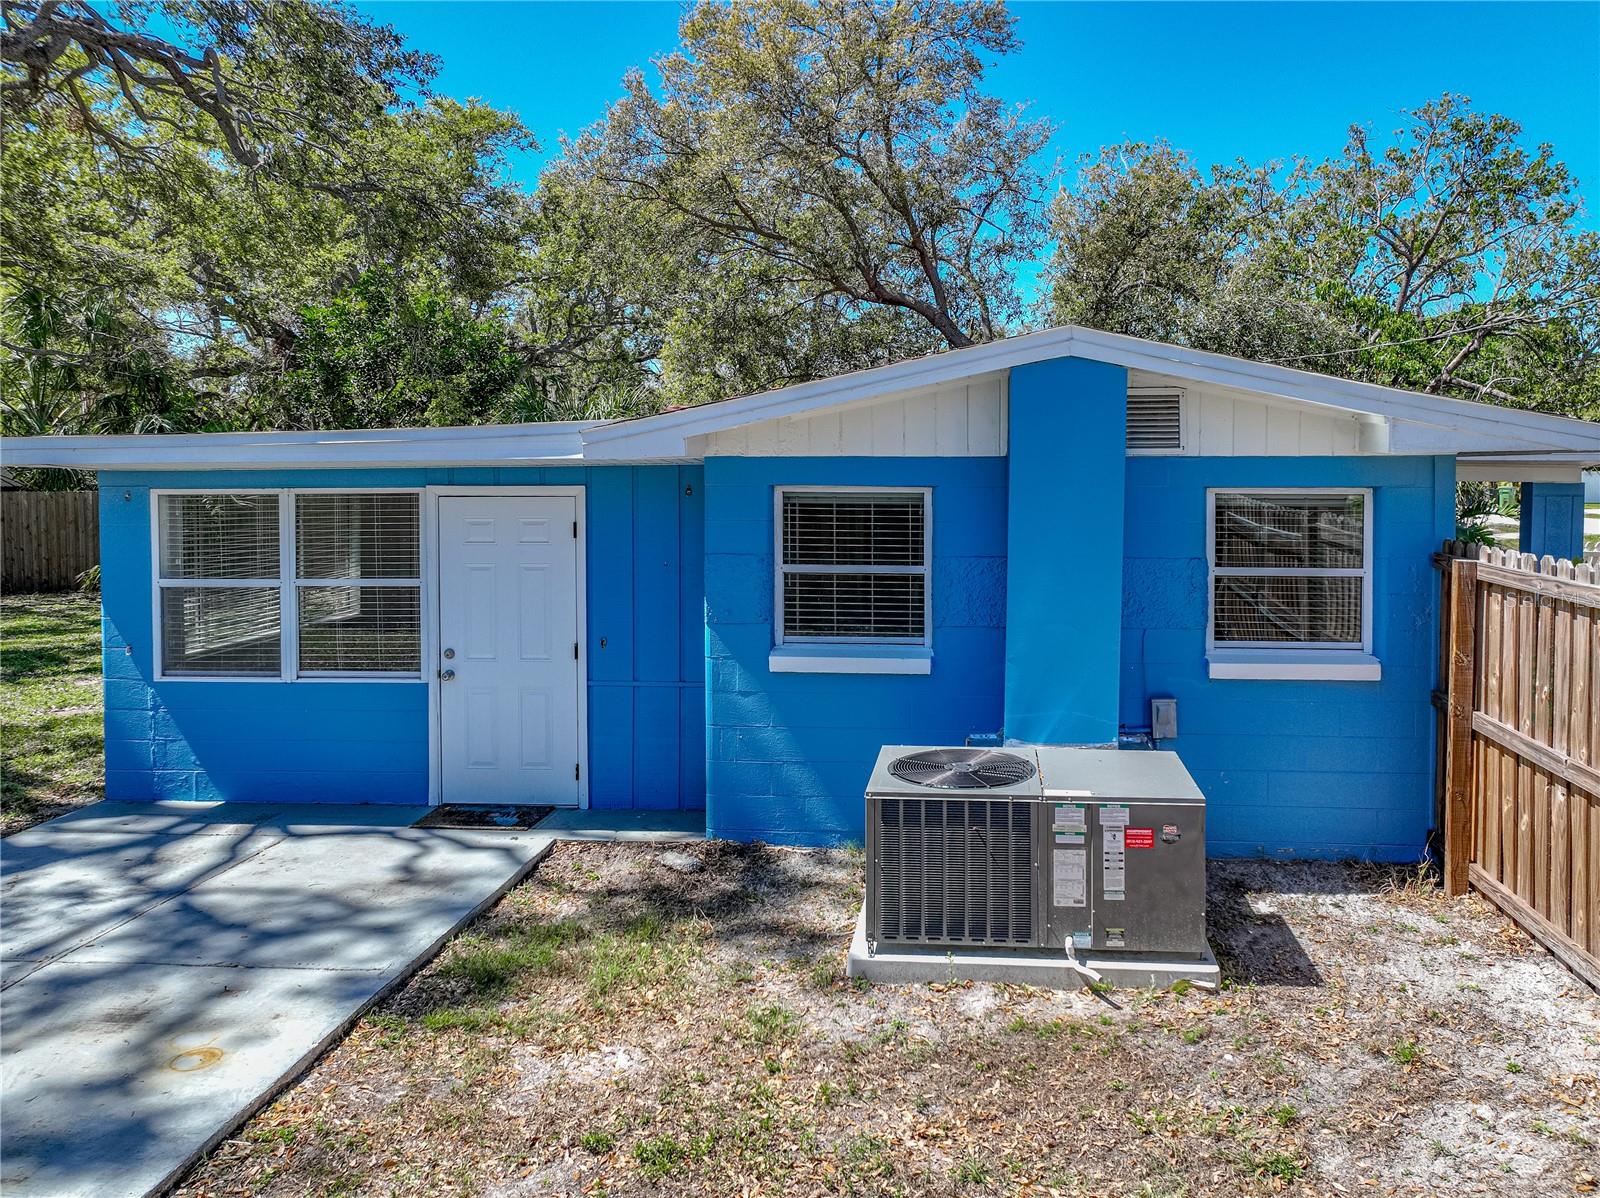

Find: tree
<box><xmin>2</xmin><ymin>0</ymin><xmax>543</xmax><ymax>434</ymax></box>
<box><xmin>249</xmin><ymin>268</ymin><xmax>527</xmax><ymax>430</ymax></box>
<box><xmin>554</xmin><ymin>0</ymin><xmax>1051</xmax><ymax>368</ymax></box>
<box><xmin>1047</xmin><ymin>95</ymin><xmax>1600</xmax><ymax>419</ymax></box>
<box><xmin>3</xmin><ymin>0</ymin><xmax>433</xmax><ymax>170</ymax></box>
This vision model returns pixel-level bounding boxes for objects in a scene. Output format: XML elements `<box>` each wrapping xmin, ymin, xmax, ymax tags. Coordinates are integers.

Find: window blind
<box><xmin>295</xmin><ymin>493</ymin><xmax>421</xmax><ymax>674</ymax></box>
<box><xmin>1210</xmin><ymin>492</ymin><xmax>1367</xmax><ymax>648</ymax></box>
<box><xmin>779</xmin><ymin>491</ymin><xmax>928</xmax><ymax>642</ymax></box>
<box><xmin>159</xmin><ymin>493</ymin><xmax>280</xmax><ymax>580</ymax></box>
<box><xmin>156</xmin><ymin>494</ymin><xmax>282</xmax><ymax>676</ymax></box>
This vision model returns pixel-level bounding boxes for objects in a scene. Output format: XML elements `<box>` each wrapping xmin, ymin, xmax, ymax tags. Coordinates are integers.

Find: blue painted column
<box><xmin>1003</xmin><ymin>357</ymin><xmax>1127</xmax><ymax>744</ymax></box>
<box><xmin>1519</xmin><ymin>482</ymin><xmax>1585</xmax><ymax>560</ymax></box>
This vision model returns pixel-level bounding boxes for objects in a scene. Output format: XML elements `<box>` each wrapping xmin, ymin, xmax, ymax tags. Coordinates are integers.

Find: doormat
<box><xmin>414</xmin><ymin>805</ymin><xmax>554</xmax><ymax>830</ymax></box>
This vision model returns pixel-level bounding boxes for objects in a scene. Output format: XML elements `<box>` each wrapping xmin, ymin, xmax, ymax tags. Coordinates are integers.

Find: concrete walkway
<box><xmin>0</xmin><ymin>802</ymin><xmax>553</xmax><ymax>1198</ymax></box>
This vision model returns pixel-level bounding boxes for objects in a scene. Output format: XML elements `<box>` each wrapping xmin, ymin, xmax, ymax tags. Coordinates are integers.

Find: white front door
<box><xmin>437</xmin><ymin>494</ymin><xmax>582</xmax><ymax>806</ymax></box>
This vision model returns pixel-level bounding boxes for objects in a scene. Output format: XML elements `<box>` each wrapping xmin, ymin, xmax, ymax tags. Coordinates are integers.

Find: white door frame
<box><xmin>424</xmin><ymin>486</ymin><xmax>588</xmax><ymax>808</ymax></box>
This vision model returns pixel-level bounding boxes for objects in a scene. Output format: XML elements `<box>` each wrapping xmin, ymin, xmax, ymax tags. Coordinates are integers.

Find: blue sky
<box><xmin>359</xmin><ymin>0</ymin><xmax>1600</xmax><ymax>220</ymax></box>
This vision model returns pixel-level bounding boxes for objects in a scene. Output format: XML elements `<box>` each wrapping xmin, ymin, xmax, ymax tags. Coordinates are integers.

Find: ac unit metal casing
<box><xmin>865</xmin><ymin>745</ymin><xmax>1208</xmax><ymax>959</ymax></box>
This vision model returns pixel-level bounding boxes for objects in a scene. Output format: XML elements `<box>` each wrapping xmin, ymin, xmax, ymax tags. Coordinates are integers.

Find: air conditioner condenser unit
<box><xmin>855</xmin><ymin>745</ymin><xmax>1217</xmax><ymax>989</ymax></box>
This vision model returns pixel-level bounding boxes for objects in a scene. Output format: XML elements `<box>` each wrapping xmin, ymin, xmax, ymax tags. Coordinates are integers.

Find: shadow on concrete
<box><xmin>0</xmin><ymin>803</ymin><xmax>548</xmax><ymax>1197</ymax></box>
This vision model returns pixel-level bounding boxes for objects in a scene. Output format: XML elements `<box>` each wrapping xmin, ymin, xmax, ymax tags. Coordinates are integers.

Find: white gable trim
<box><xmin>4</xmin><ymin>324</ymin><xmax>1595</xmax><ymax>470</ymax></box>
<box><xmin>582</xmin><ymin>325</ymin><xmax>1600</xmax><ymax>460</ymax></box>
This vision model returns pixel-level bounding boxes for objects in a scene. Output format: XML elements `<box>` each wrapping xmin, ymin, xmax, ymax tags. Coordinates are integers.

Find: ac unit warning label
<box><xmin>1052</xmin><ymin>849</ymin><xmax>1086</xmax><ymax>907</ymax></box>
<box><xmin>1125</xmin><ymin>827</ymin><xmax>1155</xmax><ymax>850</ymax></box>
<box><xmin>1053</xmin><ymin>803</ymin><xmax>1086</xmax><ymax>846</ymax></box>
<box><xmin>1102</xmin><ymin>826</ymin><xmax>1126</xmax><ymax>901</ymax></box>
<box><xmin>1100</xmin><ymin>804</ymin><xmax>1130</xmax><ymax>827</ymax></box>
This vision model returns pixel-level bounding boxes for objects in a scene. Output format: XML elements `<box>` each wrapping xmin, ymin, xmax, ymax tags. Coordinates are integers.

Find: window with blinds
<box><xmin>295</xmin><ymin>493</ymin><xmax>421</xmax><ymax>674</ymax></box>
<box><xmin>157</xmin><ymin>493</ymin><xmax>283</xmax><ymax>675</ymax></box>
<box><xmin>777</xmin><ymin>489</ymin><xmax>930</xmax><ymax>644</ymax></box>
<box><xmin>155</xmin><ymin>490</ymin><xmax>422</xmax><ymax>679</ymax></box>
<box><xmin>1208</xmin><ymin>490</ymin><xmax>1370</xmax><ymax>649</ymax></box>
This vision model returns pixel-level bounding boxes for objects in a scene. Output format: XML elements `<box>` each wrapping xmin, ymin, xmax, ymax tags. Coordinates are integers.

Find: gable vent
<box><xmin>1127</xmin><ymin>388</ymin><xmax>1185</xmax><ymax>452</ymax></box>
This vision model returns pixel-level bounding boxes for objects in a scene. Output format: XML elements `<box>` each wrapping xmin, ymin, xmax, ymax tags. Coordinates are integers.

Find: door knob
<box><xmin>439</xmin><ymin>669</ymin><xmax>456</xmax><ymax>682</ymax></box>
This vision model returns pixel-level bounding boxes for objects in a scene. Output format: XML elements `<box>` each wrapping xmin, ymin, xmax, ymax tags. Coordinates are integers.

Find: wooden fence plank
<box><xmin>1469</xmin><ymin>865</ymin><xmax>1600</xmax><ymax>993</ymax></box>
<box><xmin>1442</xmin><ymin>559</ymin><xmax>1478</xmax><ymax>896</ymax></box>
<box><xmin>1516</xmin><ymin>570</ymin><xmax>1535</xmax><ymax>900</ymax></box>
<box><xmin>0</xmin><ymin>491</ymin><xmax>99</xmax><ymax>591</ymax></box>
<box><xmin>1441</xmin><ymin>541</ymin><xmax>1600</xmax><ymax>992</ymax></box>
<box><xmin>1576</xmin><ymin>789</ymin><xmax>1591</xmax><ymax>956</ymax></box>
<box><xmin>1534</xmin><ymin>582</ymin><xmax>1555</xmax><ymax>917</ymax></box>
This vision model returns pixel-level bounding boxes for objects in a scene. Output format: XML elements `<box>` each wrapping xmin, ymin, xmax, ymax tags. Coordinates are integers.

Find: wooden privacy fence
<box><xmin>0</xmin><ymin>491</ymin><xmax>99</xmax><ymax>592</ymax></box>
<box><xmin>1435</xmin><ymin>542</ymin><xmax>1600</xmax><ymax>990</ymax></box>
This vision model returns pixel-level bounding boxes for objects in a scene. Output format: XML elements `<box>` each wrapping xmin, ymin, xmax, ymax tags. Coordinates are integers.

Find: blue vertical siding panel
<box><xmin>703</xmin><ymin>456</ymin><xmax>1007</xmax><ymax>845</ymax></box>
<box><xmin>1005</xmin><ymin>357</ymin><xmax>1126</xmax><ymax>744</ymax></box>
<box><xmin>587</xmin><ymin>684</ymin><xmax>636</xmax><ymax>808</ymax></box>
<box><xmin>1120</xmin><ymin>454</ymin><xmax>1458</xmax><ymax>861</ymax></box>
<box><xmin>679</xmin><ymin>466</ymin><xmax>706</xmax><ymax>686</ymax></box>
<box><xmin>631</xmin><ymin>685</ymin><xmax>682</xmax><ymax>809</ymax></box>
<box><xmin>97</xmin><ymin>464</ymin><xmax>707</xmax><ymax>812</ymax></box>
<box><xmin>634</xmin><ymin>467</ymin><xmax>682</xmax><ymax>682</ymax></box>
<box><xmin>586</xmin><ymin>469</ymin><xmax>635</xmax><ymax>682</ymax></box>
<box><xmin>1519</xmin><ymin>481</ymin><xmax>1586</xmax><ymax>560</ymax></box>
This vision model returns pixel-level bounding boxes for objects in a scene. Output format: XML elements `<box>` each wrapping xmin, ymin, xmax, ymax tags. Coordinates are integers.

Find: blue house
<box><xmin>8</xmin><ymin>327</ymin><xmax>1598</xmax><ymax>859</ymax></box>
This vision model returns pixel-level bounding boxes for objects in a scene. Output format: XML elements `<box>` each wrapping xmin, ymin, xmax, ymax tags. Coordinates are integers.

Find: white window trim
<box><xmin>771</xmin><ymin>485</ymin><xmax>933</xmax><ymax>673</ymax></box>
<box><xmin>151</xmin><ymin>488</ymin><xmax>425</xmax><ymax>683</ymax></box>
<box><xmin>1204</xmin><ymin>487</ymin><xmax>1379</xmax><ymax>681</ymax></box>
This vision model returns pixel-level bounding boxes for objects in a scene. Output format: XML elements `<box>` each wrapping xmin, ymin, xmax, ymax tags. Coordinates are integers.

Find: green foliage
<box><xmin>545</xmin><ymin>0</ymin><xmax>1051</xmax><ymax>405</ymax></box>
<box><xmin>1455</xmin><ymin>482</ymin><xmax>1504</xmax><ymax>546</ymax></box>
<box><xmin>6</xmin><ymin>7</ymin><xmax>1595</xmax><ymax>434</ymax></box>
<box><xmin>1048</xmin><ymin>94</ymin><xmax>1600</xmax><ymax>418</ymax></box>
<box><xmin>2</xmin><ymin>1</ymin><xmax>547</xmax><ymax>432</ymax></box>
<box><xmin>254</xmin><ymin>270</ymin><xmax>526</xmax><ymax>429</ymax></box>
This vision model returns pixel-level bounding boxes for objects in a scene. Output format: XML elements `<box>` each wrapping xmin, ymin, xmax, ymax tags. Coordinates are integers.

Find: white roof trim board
<box><xmin>5</xmin><ymin>325</ymin><xmax>1596</xmax><ymax>470</ymax></box>
<box><xmin>1</xmin><ymin>421</ymin><xmax>597</xmax><ymax>470</ymax></box>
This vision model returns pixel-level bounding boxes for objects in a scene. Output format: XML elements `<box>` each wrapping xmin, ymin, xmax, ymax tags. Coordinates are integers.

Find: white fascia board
<box><xmin>1</xmin><ymin>422</ymin><xmax>601</xmax><ymax>470</ymax></box>
<box><xmin>1456</xmin><ymin>451</ymin><xmax>1596</xmax><ymax>483</ymax></box>
<box><xmin>1069</xmin><ymin>328</ymin><xmax>1600</xmax><ymax>451</ymax></box>
<box><xmin>1456</xmin><ymin>461</ymin><xmax>1584</xmax><ymax>483</ymax></box>
<box><xmin>585</xmin><ymin>323</ymin><xmax>1600</xmax><ymax>460</ymax></box>
<box><xmin>1386</xmin><ymin>420</ymin><xmax>1578</xmax><ymax>456</ymax></box>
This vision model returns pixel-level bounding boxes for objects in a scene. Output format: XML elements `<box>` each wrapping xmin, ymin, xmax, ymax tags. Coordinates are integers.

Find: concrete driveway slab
<box><xmin>34</xmin><ymin>800</ymin><xmax>287</xmax><ymax>838</ymax></box>
<box><xmin>70</xmin><ymin>826</ymin><xmax>550</xmax><ymax>970</ymax></box>
<box><xmin>1</xmin><ymin>827</ymin><xmax>278</xmax><ymax>963</ymax></box>
<box><xmin>0</xmin><ymin>804</ymin><xmax>551</xmax><ymax>1198</ymax></box>
<box><xmin>1</xmin><ymin>960</ymin><xmax>391</xmax><ymax>1198</ymax></box>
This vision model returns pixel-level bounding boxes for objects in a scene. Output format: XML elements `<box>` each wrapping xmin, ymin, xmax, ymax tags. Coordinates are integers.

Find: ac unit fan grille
<box><xmin>888</xmin><ymin>748</ymin><xmax>1036</xmax><ymax>789</ymax></box>
<box><xmin>874</xmin><ymin>797</ymin><xmax>1035</xmax><ymax>945</ymax></box>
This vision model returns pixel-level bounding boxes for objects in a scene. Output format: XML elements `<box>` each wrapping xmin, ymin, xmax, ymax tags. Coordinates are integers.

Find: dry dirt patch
<box><xmin>176</xmin><ymin>844</ymin><xmax>1599</xmax><ymax>1198</ymax></box>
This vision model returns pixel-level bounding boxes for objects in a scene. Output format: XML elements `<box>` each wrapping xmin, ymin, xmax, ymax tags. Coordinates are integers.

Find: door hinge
<box><xmin>572</xmin><ymin>520</ymin><xmax>578</xmax><ymax>538</ymax></box>
<box><xmin>573</xmin><ymin>641</ymin><xmax>579</xmax><ymax>660</ymax></box>
<box><xmin>575</xmin><ymin>763</ymin><xmax>581</xmax><ymax>781</ymax></box>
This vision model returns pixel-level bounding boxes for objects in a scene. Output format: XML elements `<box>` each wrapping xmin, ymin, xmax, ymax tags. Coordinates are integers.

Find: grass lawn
<box><xmin>176</xmin><ymin>843</ymin><xmax>1599</xmax><ymax>1198</ymax></box>
<box><xmin>1</xmin><ymin>592</ymin><xmax>104</xmax><ymax>834</ymax></box>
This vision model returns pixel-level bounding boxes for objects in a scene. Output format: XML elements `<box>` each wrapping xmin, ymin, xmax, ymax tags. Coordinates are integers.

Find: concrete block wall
<box><xmin>703</xmin><ymin>455</ymin><xmax>1007</xmax><ymax>843</ymax></box>
<box><xmin>1119</xmin><ymin>454</ymin><xmax>1456</xmax><ymax>860</ymax></box>
<box><xmin>98</xmin><ymin>465</ymin><xmax>705</xmax><ymax>808</ymax></box>
<box><xmin>1004</xmin><ymin>356</ymin><xmax>1127</xmax><ymax>744</ymax></box>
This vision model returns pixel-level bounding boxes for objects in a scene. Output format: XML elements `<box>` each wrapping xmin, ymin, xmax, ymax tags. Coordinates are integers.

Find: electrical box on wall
<box><xmin>1151</xmin><ymin>697</ymin><xmax>1178</xmax><ymax>741</ymax></box>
